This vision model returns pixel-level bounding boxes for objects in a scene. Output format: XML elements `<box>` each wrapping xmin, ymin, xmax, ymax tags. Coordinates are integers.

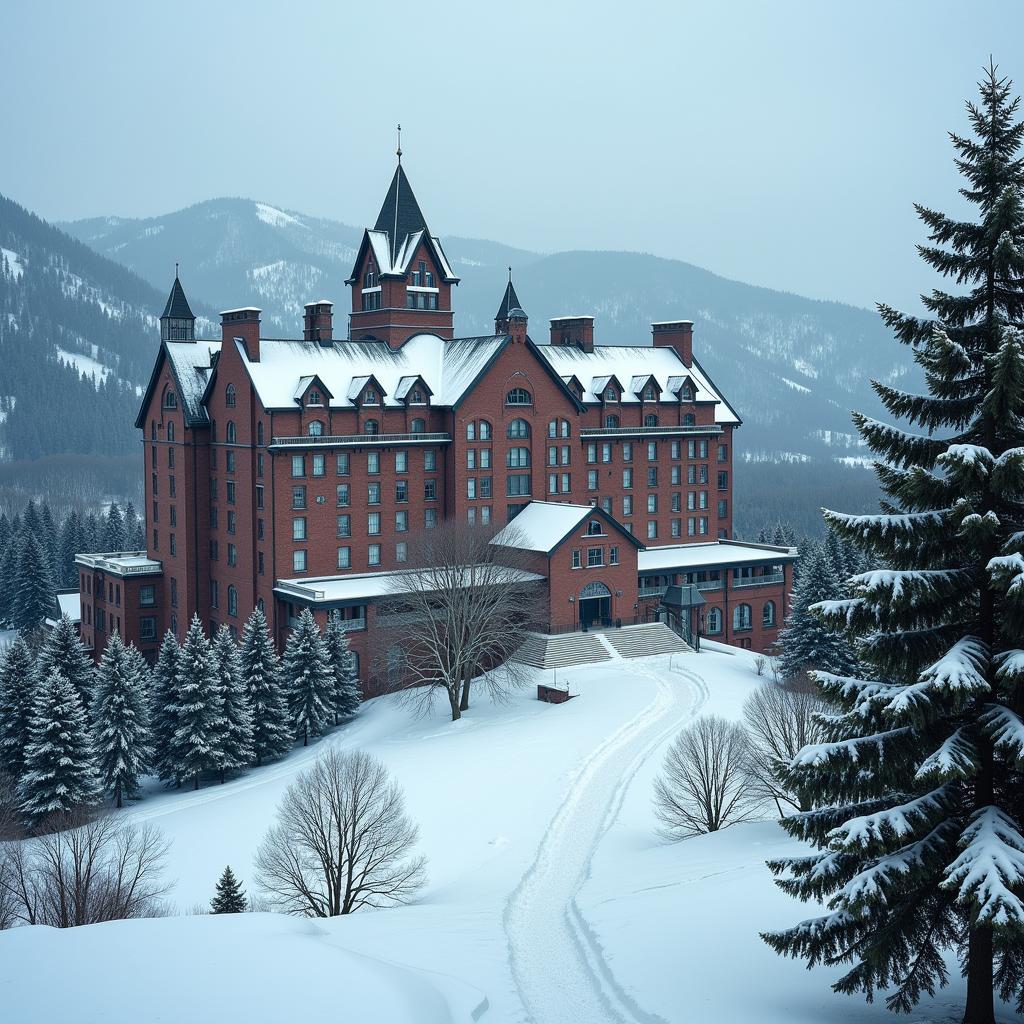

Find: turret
<box><xmin>160</xmin><ymin>268</ymin><xmax>195</xmax><ymax>342</ymax></box>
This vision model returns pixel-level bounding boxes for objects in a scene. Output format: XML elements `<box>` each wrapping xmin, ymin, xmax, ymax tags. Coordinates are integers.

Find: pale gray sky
<box><xmin>0</xmin><ymin>0</ymin><xmax>1018</xmax><ymax>309</ymax></box>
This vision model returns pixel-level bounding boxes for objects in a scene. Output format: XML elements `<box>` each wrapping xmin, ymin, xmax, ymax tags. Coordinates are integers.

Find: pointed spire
<box><xmin>396</xmin><ymin>123</ymin><xmax>402</xmax><ymax>164</ymax></box>
<box><xmin>373</xmin><ymin>163</ymin><xmax>429</xmax><ymax>264</ymax></box>
<box><xmin>160</xmin><ymin>269</ymin><xmax>195</xmax><ymax>342</ymax></box>
<box><xmin>496</xmin><ymin>273</ymin><xmax>525</xmax><ymax>322</ymax></box>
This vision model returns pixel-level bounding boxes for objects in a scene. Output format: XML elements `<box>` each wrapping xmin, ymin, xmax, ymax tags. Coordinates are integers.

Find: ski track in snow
<box><xmin>505</xmin><ymin>656</ymin><xmax>708</xmax><ymax>1024</ymax></box>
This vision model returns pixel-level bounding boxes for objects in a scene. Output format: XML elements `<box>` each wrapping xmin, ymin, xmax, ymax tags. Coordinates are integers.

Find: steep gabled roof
<box><xmin>134</xmin><ymin>339</ymin><xmax>220</xmax><ymax>429</ymax></box>
<box><xmin>374</xmin><ymin>164</ymin><xmax>428</xmax><ymax>263</ymax></box>
<box><xmin>161</xmin><ymin>275</ymin><xmax>194</xmax><ymax>320</ymax></box>
<box><xmin>491</xmin><ymin>501</ymin><xmax>644</xmax><ymax>555</ymax></box>
<box><xmin>496</xmin><ymin>279</ymin><xmax>525</xmax><ymax>322</ymax></box>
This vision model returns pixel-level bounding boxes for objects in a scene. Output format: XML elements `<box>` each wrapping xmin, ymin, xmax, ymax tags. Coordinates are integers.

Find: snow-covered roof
<box><xmin>536</xmin><ymin>345</ymin><xmax>739</xmax><ymax>425</ymax></box>
<box><xmin>490</xmin><ymin>501</ymin><xmax>640</xmax><ymax>554</ymax></box>
<box><xmin>637</xmin><ymin>541</ymin><xmax>798</xmax><ymax>573</ymax></box>
<box><xmin>56</xmin><ymin>591</ymin><xmax>81</xmax><ymax>622</ymax></box>
<box><xmin>164</xmin><ymin>340</ymin><xmax>221</xmax><ymax>423</ymax></box>
<box><xmin>240</xmin><ymin>334</ymin><xmax>506</xmax><ymax>410</ymax></box>
<box><xmin>276</xmin><ymin>565</ymin><xmax>544</xmax><ymax>605</ymax></box>
<box><xmin>74</xmin><ymin>551</ymin><xmax>163</xmax><ymax>576</ymax></box>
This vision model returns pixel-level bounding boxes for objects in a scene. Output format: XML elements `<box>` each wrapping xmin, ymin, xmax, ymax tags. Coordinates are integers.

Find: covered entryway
<box><xmin>578</xmin><ymin>581</ymin><xmax>612</xmax><ymax>630</ymax></box>
<box><xmin>660</xmin><ymin>584</ymin><xmax>706</xmax><ymax>650</ymax></box>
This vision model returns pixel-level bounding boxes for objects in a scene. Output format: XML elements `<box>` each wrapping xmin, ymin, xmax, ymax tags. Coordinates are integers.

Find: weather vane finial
<box><xmin>175</xmin><ymin>261</ymin><xmax>179</xmax><ymax>279</ymax></box>
<box><xmin>508</xmin><ymin>265</ymin><xmax>512</xmax><ymax>284</ymax></box>
<box><xmin>396</xmin><ymin>123</ymin><xmax>402</xmax><ymax>164</ymax></box>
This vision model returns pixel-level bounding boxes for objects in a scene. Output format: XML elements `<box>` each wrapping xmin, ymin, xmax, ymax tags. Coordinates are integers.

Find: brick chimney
<box><xmin>550</xmin><ymin>316</ymin><xmax>595</xmax><ymax>353</ymax></box>
<box><xmin>221</xmin><ymin>307</ymin><xmax>262</xmax><ymax>362</ymax></box>
<box><xmin>652</xmin><ymin>320</ymin><xmax>693</xmax><ymax>366</ymax></box>
<box><xmin>303</xmin><ymin>300</ymin><xmax>334</xmax><ymax>345</ymax></box>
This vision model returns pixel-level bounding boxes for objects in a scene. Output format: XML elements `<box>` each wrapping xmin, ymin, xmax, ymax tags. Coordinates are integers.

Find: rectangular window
<box><xmin>647</xmin><ymin>494</ymin><xmax>658</xmax><ymax>513</ymax></box>
<box><xmin>623</xmin><ymin>495</ymin><xmax>633</xmax><ymax>516</ymax></box>
<box><xmin>572</xmin><ymin>548</ymin><xmax>582</xmax><ymax>569</ymax></box>
<box><xmin>507</xmin><ymin>474</ymin><xmax>531</xmax><ymax>497</ymax></box>
<box><xmin>671</xmin><ymin>492</ymin><xmax>681</xmax><ymax>512</ymax></box>
<box><xmin>610</xmin><ymin>545</ymin><xmax>619</xmax><ymax>565</ymax></box>
<box><xmin>336</xmin><ymin>453</ymin><xmax>350</xmax><ymax>476</ymax></box>
<box><xmin>211</xmin><ymin>580</ymin><xmax>219</xmax><ymax>608</ymax></box>
<box><xmin>622</xmin><ymin>442</ymin><xmax>632</xmax><ymax>463</ymax></box>
<box><xmin>468</xmin><ymin>507</ymin><xmax>477</xmax><ymax>525</ymax></box>
<box><xmin>293</xmin><ymin>517</ymin><xmax>306</xmax><ymax>541</ymax></box>
<box><xmin>425</xmin><ymin>508</ymin><xmax>437</xmax><ymax>529</ymax></box>
<box><xmin>647</xmin><ymin>442</ymin><xmax>657</xmax><ymax>461</ymax></box>
<box><xmin>480</xmin><ymin>448</ymin><xmax>492</xmax><ymax>469</ymax></box>
<box><xmin>367</xmin><ymin>452</ymin><xmax>380</xmax><ymax>474</ymax></box>
<box><xmin>672</xmin><ymin>518</ymin><xmax>682</xmax><ymax>537</ymax></box>
<box><xmin>647</xmin><ymin>521</ymin><xmax>658</xmax><ymax>540</ymax></box>
<box><xmin>337</xmin><ymin>546</ymin><xmax>351</xmax><ymax>569</ymax></box>
<box><xmin>292</xmin><ymin>486</ymin><xmax>306</xmax><ymax>509</ymax></box>
<box><xmin>291</xmin><ymin>455</ymin><xmax>305</xmax><ymax>477</ymax></box>
<box><xmin>547</xmin><ymin>446</ymin><xmax>557</xmax><ymax>467</ymax></box>
<box><xmin>257</xmin><ymin>518</ymin><xmax>264</xmax><ymax>540</ymax></box>
<box><xmin>257</xmin><ymin>453</ymin><xmax>264</xmax><ymax>478</ymax></box>
<box><xmin>396</xmin><ymin>480</ymin><xmax>408</xmax><ymax>502</ymax></box>
<box><xmin>480</xmin><ymin>476</ymin><xmax>492</xmax><ymax>498</ymax></box>
<box><xmin>396</xmin><ymin>541</ymin><xmax>408</xmax><ymax>563</ymax></box>
<box><xmin>481</xmin><ymin>505</ymin><xmax>491</xmax><ymax>525</ymax></box>
<box><xmin>718</xmin><ymin>444</ymin><xmax>729</xmax><ymax>462</ymax></box>
<box><xmin>700</xmin><ymin>491</ymin><xmax>708</xmax><ymax>509</ymax></box>
<box><xmin>688</xmin><ymin>517</ymin><xmax>697</xmax><ymax>536</ymax></box>
<box><xmin>587</xmin><ymin>547</ymin><xmax>603</xmax><ymax>567</ymax></box>
<box><xmin>424</xmin><ymin>449</ymin><xmax>436</xmax><ymax>471</ymax></box>
<box><xmin>395</xmin><ymin>510</ymin><xmax>407</xmax><ymax>532</ymax></box>
<box><xmin>312</xmin><ymin>454</ymin><xmax>326</xmax><ymax>477</ymax></box>
<box><xmin>671</xmin><ymin>441</ymin><xmax>681</xmax><ymax>460</ymax></box>
<box><xmin>337</xmin><ymin>484</ymin><xmax>349</xmax><ymax>506</ymax></box>
<box><xmin>226</xmin><ymin>481</ymin><xmax>236</xmax><ymax>505</ymax></box>
<box><xmin>718</xmin><ymin>499</ymin><xmax>728</xmax><ymax>518</ymax></box>
<box><xmin>368</xmin><ymin>482</ymin><xmax>381</xmax><ymax>504</ymax></box>
<box><xmin>226</xmin><ymin>450</ymin><xmax>235</xmax><ymax>473</ymax></box>
<box><xmin>623</xmin><ymin>468</ymin><xmax>633</xmax><ymax>489</ymax></box>
<box><xmin>226</xmin><ymin>511</ymin><xmax>236</xmax><ymax>535</ymax></box>
<box><xmin>368</xmin><ymin>544</ymin><xmax>381</xmax><ymax>566</ymax></box>
<box><xmin>256</xmin><ymin>485</ymin><xmax>264</xmax><ymax>510</ymax></box>
<box><xmin>548</xmin><ymin>473</ymin><xmax>558</xmax><ymax>494</ymax></box>
<box><xmin>469</xmin><ymin>477</ymin><xmax>478</xmax><ymax>499</ymax></box>
<box><xmin>227</xmin><ymin>543</ymin><xmax>237</xmax><ymax>566</ymax></box>
<box><xmin>169</xmin><ymin>476</ymin><xmax>176</xmax><ymax>498</ymax></box>
<box><xmin>169</xmin><ymin>534</ymin><xmax>177</xmax><ymax>556</ymax></box>
<box><xmin>368</xmin><ymin>512</ymin><xmax>381</xmax><ymax>535</ymax></box>
<box><xmin>587</xmin><ymin>443</ymin><xmax>597</xmax><ymax>464</ymax></box>
<box><xmin>293</xmin><ymin>549</ymin><xmax>307</xmax><ymax>572</ymax></box>
<box><xmin>699</xmin><ymin>517</ymin><xmax>709</xmax><ymax>535</ymax></box>
<box><xmin>140</xmin><ymin>585</ymin><xmax>156</xmax><ymax>607</ymax></box>
<box><xmin>601</xmin><ymin>443</ymin><xmax>612</xmax><ymax>463</ymax></box>
<box><xmin>209</xmin><ymin>540</ymin><xmax>218</xmax><ymax>561</ymax></box>
<box><xmin>688</xmin><ymin>465</ymin><xmax>697</xmax><ymax>484</ymax></box>
<box><xmin>671</xmin><ymin>465</ymin><xmax>681</xmax><ymax>485</ymax></box>
<box><xmin>647</xmin><ymin>468</ymin><xmax>658</xmax><ymax>487</ymax></box>
<box><xmin>469</xmin><ymin>449</ymin><xmax>478</xmax><ymax>470</ymax></box>
<box><xmin>395</xmin><ymin>451</ymin><xmax>408</xmax><ymax>473</ymax></box>
<box><xmin>168</xmin><ymin>447</ymin><xmax>175</xmax><ymax>468</ymax></box>
<box><xmin>424</xmin><ymin>479</ymin><xmax>437</xmax><ymax>500</ymax></box>
<box><xmin>561</xmin><ymin>473</ymin><xmax>571</xmax><ymax>493</ymax></box>
<box><xmin>688</xmin><ymin>440</ymin><xmax>697</xmax><ymax>459</ymax></box>
<box><xmin>152</xmin><ymin>500</ymin><xmax>159</xmax><ymax>523</ymax></box>
<box><xmin>587</xmin><ymin>470</ymin><xmax>598</xmax><ymax>490</ymax></box>
<box><xmin>258</xmin><ymin>551</ymin><xmax>264</xmax><ymax>574</ymax></box>
<box><xmin>718</xmin><ymin>470</ymin><xmax>729</xmax><ymax>490</ymax></box>
<box><xmin>337</xmin><ymin>514</ymin><xmax>351</xmax><ymax>538</ymax></box>
<box><xmin>700</xmin><ymin>440</ymin><xmax>709</xmax><ymax>458</ymax></box>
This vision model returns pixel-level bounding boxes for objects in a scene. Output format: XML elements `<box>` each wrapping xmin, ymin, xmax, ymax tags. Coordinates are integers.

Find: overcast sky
<box><xmin>1</xmin><ymin>0</ymin><xmax>1018</xmax><ymax>309</ymax></box>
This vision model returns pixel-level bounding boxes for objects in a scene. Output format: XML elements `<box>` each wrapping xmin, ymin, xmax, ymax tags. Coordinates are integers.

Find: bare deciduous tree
<box><xmin>0</xmin><ymin>811</ymin><xmax>171</xmax><ymax>928</ymax></box>
<box><xmin>654</xmin><ymin>715</ymin><xmax>759</xmax><ymax>839</ymax></box>
<box><xmin>378</xmin><ymin>522</ymin><xmax>546</xmax><ymax>720</ymax></box>
<box><xmin>255</xmin><ymin>749</ymin><xmax>426</xmax><ymax>917</ymax></box>
<box><xmin>742</xmin><ymin>675</ymin><xmax>829</xmax><ymax>816</ymax></box>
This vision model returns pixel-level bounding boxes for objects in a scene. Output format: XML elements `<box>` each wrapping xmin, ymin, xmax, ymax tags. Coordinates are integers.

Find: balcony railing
<box><xmin>288</xmin><ymin>615</ymin><xmax>366</xmax><ymax>632</ymax></box>
<box><xmin>694</xmin><ymin>580</ymin><xmax>724</xmax><ymax>592</ymax></box>
<box><xmin>74</xmin><ymin>552</ymin><xmax>163</xmax><ymax>576</ymax></box>
<box><xmin>580</xmin><ymin>425</ymin><xmax>723</xmax><ymax>439</ymax></box>
<box><xmin>732</xmin><ymin>572</ymin><xmax>785</xmax><ymax>588</ymax></box>
<box><xmin>271</xmin><ymin>432</ymin><xmax>451</xmax><ymax>448</ymax></box>
<box><xmin>638</xmin><ymin>585</ymin><xmax>668</xmax><ymax>598</ymax></box>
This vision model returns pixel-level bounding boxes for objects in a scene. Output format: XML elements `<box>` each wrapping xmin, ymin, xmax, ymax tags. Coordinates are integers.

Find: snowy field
<box><xmin>0</xmin><ymin>645</ymin><xmax>1012</xmax><ymax>1023</ymax></box>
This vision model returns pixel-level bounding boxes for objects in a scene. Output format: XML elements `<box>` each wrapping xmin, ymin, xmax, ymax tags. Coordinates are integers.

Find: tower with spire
<box><xmin>495</xmin><ymin>270</ymin><xmax>528</xmax><ymax>343</ymax></box>
<box><xmin>346</xmin><ymin>140</ymin><xmax>460</xmax><ymax>349</ymax></box>
<box><xmin>160</xmin><ymin>267</ymin><xmax>195</xmax><ymax>343</ymax></box>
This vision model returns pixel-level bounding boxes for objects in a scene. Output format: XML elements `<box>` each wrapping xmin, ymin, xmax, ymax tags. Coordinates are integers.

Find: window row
<box><xmin>292</xmin><ymin>450</ymin><xmax>437</xmax><ymax>477</ymax></box>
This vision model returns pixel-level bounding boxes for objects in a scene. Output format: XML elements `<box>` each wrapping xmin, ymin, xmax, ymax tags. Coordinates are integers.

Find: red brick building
<box><xmin>76</xmin><ymin>162</ymin><xmax>796</xmax><ymax>678</ymax></box>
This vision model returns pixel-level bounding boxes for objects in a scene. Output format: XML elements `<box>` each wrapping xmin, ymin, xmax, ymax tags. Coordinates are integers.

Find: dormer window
<box><xmin>643</xmin><ymin>386</ymin><xmax>655</xmax><ymax>401</ymax></box>
<box><xmin>363</xmin><ymin>263</ymin><xmax>378</xmax><ymax>288</ymax></box>
<box><xmin>410</xmin><ymin>388</ymin><xmax>425</xmax><ymax>405</ymax></box>
<box><xmin>426</xmin><ymin>270</ymin><xmax>434</xmax><ymax>287</ymax></box>
<box><xmin>363</xmin><ymin>388</ymin><xmax>378</xmax><ymax>406</ymax></box>
<box><xmin>682</xmin><ymin>386</ymin><xmax>694</xmax><ymax>401</ymax></box>
<box><xmin>412</xmin><ymin>260</ymin><xmax>426</xmax><ymax>286</ymax></box>
<box><xmin>604</xmin><ymin>387</ymin><xmax>618</xmax><ymax>403</ymax></box>
<box><xmin>308</xmin><ymin>389</ymin><xmax>321</xmax><ymax>406</ymax></box>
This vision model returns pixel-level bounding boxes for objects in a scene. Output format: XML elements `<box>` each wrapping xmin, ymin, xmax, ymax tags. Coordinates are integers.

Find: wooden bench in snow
<box><xmin>537</xmin><ymin>683</ymin><xmax>575</xmax><ymax>704</ymax></box>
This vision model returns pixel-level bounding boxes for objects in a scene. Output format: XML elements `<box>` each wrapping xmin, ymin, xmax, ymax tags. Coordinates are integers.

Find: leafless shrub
<box><xmin>379</xmin><ymin>522</ymin><xmax>547</xmax><ymax>720</ymax></box>
<box><xmin>653</xmin><ymin>715</ymin><xmax>759</xmax><ymax>839</ymax></box>
<box><xmin>0</xmin><ymin>811</ymin><xmax>172</xmax><ymax>928</ymax></box>
<box><xmin>743</xmin><ymin>679</ymin><xmax>829</xmax><ymax>815</ymax></box>
<box><xmin>754</xmin><ymin>655</ymin><xmax>768</xmax><ymax>677</ymax></box>
<box><xmin>0</xmin><ymin>773</ymin><xmax>22</xmax><ymax>841</ymax></box>
<box><xmin>255</xmin><ymin>749</ymin><xmax>426</xmax><ymax>917</ymax></box>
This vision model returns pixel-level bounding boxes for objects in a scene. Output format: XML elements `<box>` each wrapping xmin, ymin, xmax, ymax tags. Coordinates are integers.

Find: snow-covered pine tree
<box><xmin>239</xmin><ymin>607</ymin><xmax>291</xmax><ymax>766</ymax></box>
<box><xmin>92</xmin><ymin>632</ymin><xmax>151</xmax><ymax>808</ymax></box>
<box><xmin>0</xmin><ymin>635</ymin><xmax>38</xmax><ymax>779</ymax></box>
<box><xmin>775</xmin><ymin>542</ymin><xmax>860</xmax><ymax>679</ymax></box>
<box><xmin>19</xmin><ymin>669</ymin><xmax>100</xmax><ymax>825</ymax></box>
<box><xmin>172</xmin><ymin>617</ymin><xmax>222</xmax><ymax>791</ymax></box>
<box><xmin>39</xmin><ymin>502</ymin><xmax>59</xmax><ymax>580</ymax></box>
<box><xmin>150</xmin><ymin>630</ymin><xmax>183</xmax><ymax>787</ymax></box>
<box><xmin>210</xmin><ymin>865</ymin><xmax>247</xmax><ymax>914</ymax></box>
<box><xmin>324</xmin><ymin>611</ymin><xmax>361</xmax><ymax>723</ymax></box>
<box><xmin>763</xmin><ymin>64</ymin><xmax>1024</xmax><ymax>1023</ymax></box>
<box><xmin>103</xmin><ymin>502</ymin><xmax>126</xmax><ymax>552</ymax></box>
<box><xmin>211</xmin><ymin>626</ymin><xmax>253</xmax><ymax>782</ymax></box>
<box><xmin>282</xmin><ymin>608</ymin><xmax>333</xmax><ymax>746</ymax></box>
<box><xmin>123</xmin><ymin>502</ymin><xmax>144</xmax><ymax>551</ymax></box>
<box><xmin>57</xmin><ymin>509</ymin><xmax>83</xmax><ymax>588</ymax></box>
<box><xmin>0</xmin><ymin>533</ymin><xmax>17</xmax><ymax>626</ymax></box>
<box><xmin>12</xmin><ymin>530</ymin><xmax>56</xmax><ymax>633</ymax></box>
<box><xmin>37</xmin><ymin>614</ymin><xmax>96</xmax><ymax>716</ymax></box>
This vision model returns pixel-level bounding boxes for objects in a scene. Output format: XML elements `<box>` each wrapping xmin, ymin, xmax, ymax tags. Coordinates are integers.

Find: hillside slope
<box><xmin>65</xmin><ymin>198</ymin><xmax>910</xmax><ymax>460</ymax></box>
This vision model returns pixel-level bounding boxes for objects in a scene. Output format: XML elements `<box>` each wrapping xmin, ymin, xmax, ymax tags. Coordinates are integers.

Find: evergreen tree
<box><xmin>12</xmin><ymin>530</ymin><xmax>56</xmax><ymax>632</ymax></box>
<box><xmin>39</xmin><ymin>501</ymin><xmax>59</xmax><ymax>580</ymax></box>
<box><xmin>0</xmin><ymin>533</ymin><xmax>18</xmax><ymax>625</ymax></box>
<box><xmin>172</xmin><ymin>617</ymin><xmax>222</xmax><ymax>790</ymax></box>
<box><xmin>92</xmin><ymin>633</ymin><xmax>150</xmax><ymax>808</ymax></box>
<box><xmin>211</xmin><ymin>626</ymin><xmax>253</xmax><ymax>782</ymax></box>
<box><xmin>282</xmin><ymin>608</ymin><xmax>333</xmax><ymax>746</ymax></box>
<box><xmin>210</xmin><ymin>866</ymin><xmax>247</xmax><ymax>914</ymax></box>
<box><xmin>775</xmin><ymin>543</ymin><xmax>860</xmax><ymax>679</ymax></box>
<box><xmin>763</xmin><ymin>64</ymin><xmax>1024</xmax><ymax>1023</ymax></box>
<box><xmin>57</xmin><ymin>510</ymin><xmax>83</xmax><ymax>588</ymax></box>
<box><xmin>123</xmin><ymin>502</ymin><xmax>144</xmax><ymax>551</ymax></box>
<box><xmin>324</xmin><ymin>611</ymin><xmax>361</xmax><ymax>723</ymax></box>
<box><xmin>82</xmin><ymin>512</ymin><xmax>100</xmax><ymax>553</ymax></box>
<box><xmin>239</xmin><ymin>607</ymin><xmax>291</xmax><ymax>766</ymax></box>
<box><xmin>0</xmin><ymin>636</ymin><xmax>38</xmax><ymax>779</ymax></box>
<box><xmin>37</xmin><ymin>614</ymin><xmax>95</xmax><ymax>715</ymax></box>
<box><xmin>19</xmin><ymin>669</ymin><xmax>100</xmax><ymax>825</ymax></box>
<box><xmin>103</xmin><ymin>502</ymin><xmax>126</xmax><ymax>552</ymax></box>
<box><xmin>150</xmin><ymin>630</ymin><xmax>183</xmax><ymax>787</ymax></box>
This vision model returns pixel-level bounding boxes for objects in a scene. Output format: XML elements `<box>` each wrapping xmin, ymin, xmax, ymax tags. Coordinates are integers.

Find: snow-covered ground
<box><xmin>0</xmin><ymin>646</ymin><xmax>1011</xmax><ymax>1022</ymax></box>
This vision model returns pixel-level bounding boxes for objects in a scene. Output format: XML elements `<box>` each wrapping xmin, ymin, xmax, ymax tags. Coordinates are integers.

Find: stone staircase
<box><xmin>514</xmin><ymin>622</ymin><xmax>692</xmax><ymax>670</ymax></box>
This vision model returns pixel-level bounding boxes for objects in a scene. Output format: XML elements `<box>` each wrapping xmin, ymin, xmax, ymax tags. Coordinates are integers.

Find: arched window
<box><xmin>163</xmin><ymin>389</ymin><xmax>177</xmax><ymax>410</ymax></box>
<box><xmin>363</xmin><ymin>419</ymin><xmax>379</xmax><ymax>435</ymax></box>
<box><xmin>466</xmin><ymin>421</ymin><xmax>476</xmax><ymax>440</ymax></box>
<box><xmin>548</xmin><ymin>420</ymin><xmax>558</xmax><ymax>438</ymax></box>
<box><xmin>167</xmin><ymin>421</ymin><xmax>175</xmax><ymax>443</ymax></box>
<box><xmin>226</xmin><ymin>421</ymin><xmax>237</xmax><ymax>444</ymax></box>
<box><xmin>605</xmin><ymin>414</ymin><xmax>619</xmax><ymax>428</ymax></box>
<box><xmin>507</xmin><ymin>418</ymin><xmax>530</xmax><ymax>439</ymax></box>
<box><xmin>479</xmin><ymin>420</ymin><xmax>492</xmax><ymax>440</ymax></box>
<box><xmin>506</xmin><ymin>387</ymin><xmax>532</xmax><ymax>406</ymax></box>
<box><xmin>308</xmin><ymin>420</ymin><xmax>324</xmax><ymax>437</ymax></box>
<box><xmin>225</xmin><ymin>383</ymin><xmax>236</xmax><ymax>408</ymax></box>
<box><xmin>411</xmin><ymin>418</ymin><xmax>426</xmax><ymax>434</ymax></box>
<box><xmin>560</xmin><ymin>419</ymin><xmax>571</xmax><ymax>438</ymax></box>
<box><xmin>644</xmin><ymin>414</ymin><xmax>659</xmax><ymax>427</ymax></box>
<box><xmin>683</xmin><ymin>413</ymin><xmax>696</xmax><ymax>426</ymax></box>
<box><xmin>507</xmin><ymin>447</ymin><xmax>530</xmax><ymax>468</ymax></box>
<box><xmin>257</xmin><ymin>422</ymin><xmax>265</xmax><ymax>445</ymax></box>
<box><xmin>227</xmin><ymin>585</ymin><xmax>238</xmax><ymax>617</ymax></box>
<box><xmin>733</xmin><ymin>603</ymin><xmax>752</xmax><ymax>631</ymax></box>
<box><xmin>705</xmin><ymin>608</ymin><xmax>722</xmax><ymax>634</ymax></box>
<box><xmin>763</xmin><ymin>600</ymin><xmax>776</xmax><ymax>627</ymax></box>
<box><xmin>586</xmin><ymin>519</ymin><xmax>603</xmax><ymax>536</ymax></box>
